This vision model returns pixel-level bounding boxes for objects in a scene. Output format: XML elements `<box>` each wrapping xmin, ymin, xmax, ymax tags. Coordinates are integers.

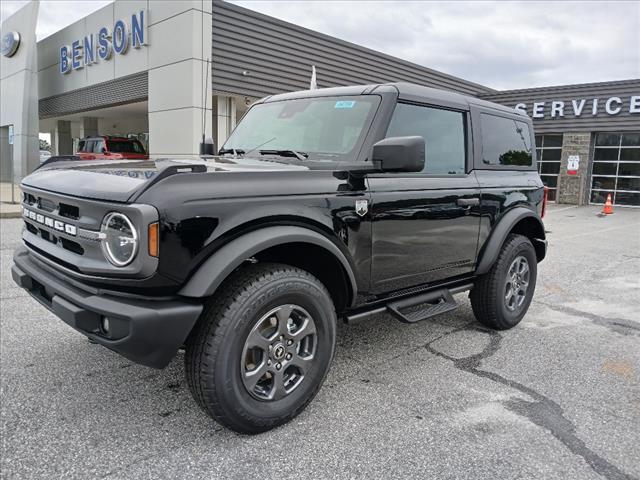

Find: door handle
<box><xmin>456</xmin><ymin>198</ymin><xmax>480</xmax><ymax>207</ymax></box>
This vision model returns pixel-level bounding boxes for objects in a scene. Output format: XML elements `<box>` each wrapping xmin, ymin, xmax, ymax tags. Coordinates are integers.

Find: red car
<box><xmin>76</xmin><ymin>136</ymin><xmax>148</xmax><ymax>160</ymax></box>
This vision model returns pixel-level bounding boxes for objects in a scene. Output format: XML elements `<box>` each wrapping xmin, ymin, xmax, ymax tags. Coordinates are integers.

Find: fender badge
<box><xmin>355</xmin><ymin>199</ymin><xmax>368</xmax><ymax>217</ymax></box>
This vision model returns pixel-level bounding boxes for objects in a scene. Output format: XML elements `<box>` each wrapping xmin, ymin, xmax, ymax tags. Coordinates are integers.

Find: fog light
<box><xmin>101</xmin><ymin>317</ymin><xmax>110</xmax><ymax>334</ymax></box>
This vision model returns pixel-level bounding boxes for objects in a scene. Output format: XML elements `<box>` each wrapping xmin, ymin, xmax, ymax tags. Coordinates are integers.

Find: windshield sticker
<box><xmin>335</xmin><ymin>100</ymin><xmax>356</xmax><ymax>109</ymax></box>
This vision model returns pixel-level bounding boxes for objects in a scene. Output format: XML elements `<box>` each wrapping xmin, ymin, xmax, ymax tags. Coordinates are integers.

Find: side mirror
<box><xmin>372</xmin><ymin>136</ymin><xmax>425</xmax><ymax>173</ymax></box>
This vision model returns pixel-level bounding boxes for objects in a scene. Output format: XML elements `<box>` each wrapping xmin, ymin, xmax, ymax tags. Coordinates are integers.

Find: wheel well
<box><xmin>509</xmin><ymin>216</ymin><xmax>546</xmax><ymax>261</ymax></box>
<box><xmin>252</xmin><ymin>242</ymin><xmax>352</xmax><ymax>313</ymax></box>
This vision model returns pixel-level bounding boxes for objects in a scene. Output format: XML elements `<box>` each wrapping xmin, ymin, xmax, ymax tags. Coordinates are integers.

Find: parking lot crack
<box><xmin>425</xmin><ymin>329</ymin><xmax>636</xmax><ymax>480</ymax></box>
<box><xmin>536</xmin><ymin>301</ymin><xmax>640</xmax><ymax>337</ymax></box>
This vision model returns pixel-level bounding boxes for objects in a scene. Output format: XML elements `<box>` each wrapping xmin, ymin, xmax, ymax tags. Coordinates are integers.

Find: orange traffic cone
<box><xmin>602</xmin><ymin>194</ymin><xmax>614</xmax><ymax>215</ymax></box>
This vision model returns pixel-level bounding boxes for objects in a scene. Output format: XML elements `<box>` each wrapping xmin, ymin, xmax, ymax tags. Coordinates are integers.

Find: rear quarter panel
<box><xmin>469</xmin><ymin>104</ymin><xmax>545</xmax><ymax>254</ymax></box>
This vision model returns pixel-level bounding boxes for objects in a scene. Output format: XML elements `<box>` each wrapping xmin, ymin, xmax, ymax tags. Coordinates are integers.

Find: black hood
<box><xmin>21</xmin><ymin>157</ymin><xmax>312</xmax><ymax>203</ymax></box>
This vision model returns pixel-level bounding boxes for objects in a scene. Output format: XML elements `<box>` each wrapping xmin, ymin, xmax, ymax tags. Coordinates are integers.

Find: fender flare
<box><xmin>178</xmin><ymin>226</ymin><xmax>358</xmax><ymax>304</ymax></box>
<box><xmin>475</xmin><ymin>207</ymin><xmax>546</xmax><ymax>275</ymax></box>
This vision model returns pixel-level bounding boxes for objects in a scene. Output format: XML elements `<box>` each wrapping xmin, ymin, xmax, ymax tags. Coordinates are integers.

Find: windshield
<box><xmin>222</xmin><ymin>95</ymin><xmax>381</xmax><ymax>160</ymax></box>
<box><xmin>108</xmin><ymin>140</ymin><xmax>146</xmax><ymax>154</ymax></box>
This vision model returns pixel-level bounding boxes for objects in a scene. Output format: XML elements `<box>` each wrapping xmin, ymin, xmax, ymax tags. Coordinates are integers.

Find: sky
<box><xmin>1</xmin><ymin>0</ymin><xmax>639</xmax><ymax>91</ymax></box>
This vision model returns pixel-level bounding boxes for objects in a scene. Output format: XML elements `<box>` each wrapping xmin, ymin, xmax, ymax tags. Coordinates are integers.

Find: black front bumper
<box><xmin>12</xmin><ymin>248</ymin><xmax>203</xmax><ymax>368</ymax></box>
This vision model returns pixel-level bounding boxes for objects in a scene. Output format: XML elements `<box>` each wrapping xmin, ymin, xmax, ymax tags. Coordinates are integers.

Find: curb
<box><xmin>0</xmin><ymin>211</ymin><xmax>23</xmax><ymax>219</ymax></box>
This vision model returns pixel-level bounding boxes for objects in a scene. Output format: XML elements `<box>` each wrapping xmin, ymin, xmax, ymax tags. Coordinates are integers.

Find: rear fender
<box><xmin>476</xmin><ymin>207</ymin><xmax>546</xmax><ymax>275</ymax></box>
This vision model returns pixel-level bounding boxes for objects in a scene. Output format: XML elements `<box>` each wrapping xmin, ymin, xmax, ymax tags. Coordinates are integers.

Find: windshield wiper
<box><xmin>259</xmin><ymin>149</ymin><xmax>309</xmax><ymax>161</ymax></box>
<box><xmin>218</xmin><ymin>148</ymin><xmax>245</xmax><ymax>156</ymax></box>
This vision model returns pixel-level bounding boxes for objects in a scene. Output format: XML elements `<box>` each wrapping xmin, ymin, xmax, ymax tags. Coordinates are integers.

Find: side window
<box><xmin>93</xmin><ymin>140</ymin><xmax>104</xmax><ymax>153</ymax></box>
<box><xmin>77</xmin><ymin>140</ymin><xmax>85</xmax><ymax>152</ymax></box>
<box><xmin>480</xmin><ymin>114</ymin><xmax>533</xmax><ymax>167</ymax></box>
<box><xmin>386</xmin><ymin>103</ymin><xmax>466</xmax><ymax>174</ymax></box>
<box><xmin>83</xmin><ymin>140</ymin><xmax>94</xmax><ymax>153</ymax></box>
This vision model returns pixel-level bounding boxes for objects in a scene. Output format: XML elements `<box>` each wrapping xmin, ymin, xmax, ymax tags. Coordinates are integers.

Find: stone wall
<box><xmin>557</xmin><ymin>132</ymin><xmax>592</xmax><ymax>205</ymax></box>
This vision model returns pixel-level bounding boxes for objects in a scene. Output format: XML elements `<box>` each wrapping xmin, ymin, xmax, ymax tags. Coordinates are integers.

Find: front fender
<box><xmin>178</xmin><ymin>226</ymin><xmax>358</xmax><ymax>304</ymax></box>
<box><xmin>475</xmin><ymin>207</ymin><xmax>546</xmax><ymax>275</ymax></box>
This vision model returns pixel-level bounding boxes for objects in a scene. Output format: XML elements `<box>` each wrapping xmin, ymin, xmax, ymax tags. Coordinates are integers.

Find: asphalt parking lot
<box><xmin>1</xmin><ymin>204</ymin><xmax>639</xmax><ymax>480</ymax></box>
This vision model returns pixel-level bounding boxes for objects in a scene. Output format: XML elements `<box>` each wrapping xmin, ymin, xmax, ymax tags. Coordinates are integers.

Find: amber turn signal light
<box><xmin>148</xmin><ymin>222</ymin><xmax>159</xmax><ymax>257</ymax></box>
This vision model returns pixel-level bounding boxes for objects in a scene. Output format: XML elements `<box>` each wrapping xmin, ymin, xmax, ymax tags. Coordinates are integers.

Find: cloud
<box><xmin>232</xmin><ymin>0</ymin><xmax>640</xmax><ymax>90</ymax></box>
<box><xmin>2</xmin><ymin>0</ymin><xmax>638</xmax><ymax>90</ymax></box>
<box><xmin>1</xmin><ymin>0</ymin><xmax>111</xmax><ymax>40</ymax></box>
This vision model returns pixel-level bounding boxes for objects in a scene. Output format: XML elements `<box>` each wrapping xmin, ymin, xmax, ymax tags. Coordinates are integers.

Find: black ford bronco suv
<box><xmin>13</xmin><ymin>83</ymin><xmax>547</xmax><ymax>433</ymax></box>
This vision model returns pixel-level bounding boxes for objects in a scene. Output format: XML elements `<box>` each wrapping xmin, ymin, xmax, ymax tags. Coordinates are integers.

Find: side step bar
<box><xmin>344</xmin><ymin>283</ymin><xmax>473</xmax><ymax>325</ymax></box>
<box><xmin>387</xmin><ymin>289</ymin><xmax>458</xmax><ymax>323</ymax></box>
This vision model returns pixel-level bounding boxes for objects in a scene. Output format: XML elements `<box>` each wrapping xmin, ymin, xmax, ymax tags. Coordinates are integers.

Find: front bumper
<box><xmin>12</xmin><ymin>248</ymin><xmax>203</xmax><ymax>368</ymax></box>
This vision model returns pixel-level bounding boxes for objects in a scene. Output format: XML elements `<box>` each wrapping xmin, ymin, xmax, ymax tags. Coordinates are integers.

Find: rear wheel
<box><xmin>470</xmin><ymin>234</ymin><xmax>537</xmax><ymax>330</ymax></box>
<box><xmin>185</xmin><ymin>263</ymin><xmax>336</xmax><ymax>434</ymax></box>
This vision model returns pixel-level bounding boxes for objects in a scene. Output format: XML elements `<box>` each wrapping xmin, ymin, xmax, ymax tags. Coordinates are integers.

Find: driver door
<box><xmin>368</xmin><ymin>102</ymin><xmax>481</xmax><ymax>293</ymax></box>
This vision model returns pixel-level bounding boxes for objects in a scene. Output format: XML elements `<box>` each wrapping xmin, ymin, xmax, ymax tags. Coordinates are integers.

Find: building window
<box><xmin>535</xmin><ymin>134</ymin><xmax>562</xmax><ymax>202</ymax></box>
<box><xmin>590</xmin><ymin>133</ymin><xmax>640</xmax><ymax>207</ymax></box>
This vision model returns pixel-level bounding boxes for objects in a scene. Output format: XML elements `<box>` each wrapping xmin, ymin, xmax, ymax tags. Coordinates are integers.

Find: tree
<box><xmin>39</xmin><ymin>139</ymin><xmax>50</xmax><ymax>151</ymax></box>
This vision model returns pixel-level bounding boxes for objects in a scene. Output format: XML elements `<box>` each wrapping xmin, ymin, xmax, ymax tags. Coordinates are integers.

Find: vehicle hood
<box><xmin>20</xmin><ymin>156</ymin><xmax>314</xmax><ymax>203</ymax></box>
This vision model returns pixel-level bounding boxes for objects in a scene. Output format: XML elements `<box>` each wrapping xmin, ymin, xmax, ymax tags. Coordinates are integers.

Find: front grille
<box><xmin>59</xmin><ymin>237</ymin><xmax>84</xmax><ymax>255</ymax></box>
<box><xmin>20</xmin><ymin>185</ymin><xmax>158</xmax><ymax>279</ymax></box>
<box><xmin>24</xmin><ymin>241</ymin><xmax>82</xmax><ymax>273</ymax></box>
<box><xmin>38</xmin><ymin>197</ymin><xmax>56</xmax><ymax>212</ymax></box>
<box><xmin>59</xmin><ymin>203</ymin><xmax>79</xmax><ymax>220</ymax></box>
<box><xmin>21</xmin><ymin>189</ymin><xmax>93</xmax><ymax>262</ymax></box>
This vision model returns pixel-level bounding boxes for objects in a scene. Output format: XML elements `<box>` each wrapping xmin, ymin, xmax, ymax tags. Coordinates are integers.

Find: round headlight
<box><xmin>101</xmin><ymin>212</ymin><xmax>138</xmax><ymax>266</ymax></box>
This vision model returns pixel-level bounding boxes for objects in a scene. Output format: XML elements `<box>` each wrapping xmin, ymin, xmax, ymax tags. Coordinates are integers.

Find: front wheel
<box><xmin>184</xmin><ymin>263</ymin><xmax>336</xmax><ymax>434</ymax></box>
<box><xmin>470</xmin><ymin>234</ymin><xmax>537</xmax><ymax>330</ymax></box>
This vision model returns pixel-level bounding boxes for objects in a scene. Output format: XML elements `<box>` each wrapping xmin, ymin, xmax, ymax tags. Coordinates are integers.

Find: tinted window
<box><xmin>480</xmin><ymin>114</ymin><xmax>533</xmax><ymax>167</ymax></box>
<box><xmin>108</xmin><ymin>140</ymin><xmax>145</xmax><ymax>154</ymax></box>
<box><xmin>93</xmin><ymin>140</ymin><xmax>104</xmax><ymax>153</ymax></box>
<box><xmin>77</xmin><ymin>140</ymin><xmax>86</xmax><ymax>152</ymax></box>
<box><xmin>386</xmin><ymin>103</ymin><xmax>466</xmax><ymax>174</ymax></box>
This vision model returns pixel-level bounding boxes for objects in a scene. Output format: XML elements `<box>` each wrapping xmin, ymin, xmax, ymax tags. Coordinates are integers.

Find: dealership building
<box><xmin>1</xmin><ymin>0</ymin><xmax>639</xmax><ymax>205</ymax></box>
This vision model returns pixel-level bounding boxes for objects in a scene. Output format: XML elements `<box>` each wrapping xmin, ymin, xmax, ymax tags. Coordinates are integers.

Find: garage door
<box><xmin>535</xmin><ymin>134</ymin><xmax>563</xmax><ymax>202</ymax></box>
<box><xmin>590</xmin><ymin>132</ymin><xmax>640</xmax><ymax>207</ymax></box>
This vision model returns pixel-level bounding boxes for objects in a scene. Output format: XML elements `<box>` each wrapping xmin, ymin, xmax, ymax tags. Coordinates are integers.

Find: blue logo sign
<box><xmin>60</xmin><ymin>10</ymin><xmax>146</xmax><ymax>75</ymax></box>
<box><xmin>1</xmin><ymin>31</ymin><xmax>20</xmax><ymax>58</ymax></box>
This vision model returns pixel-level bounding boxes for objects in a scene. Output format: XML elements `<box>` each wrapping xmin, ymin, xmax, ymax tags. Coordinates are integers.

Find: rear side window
<box><xmin>93</xmin><ymin>140</ymin><xmax>105</xmax><ymax>153</ymax></box>
<box><xmin>386</xmin><ymin>103</ymin><xmax>466</xmax><ymax>174</ymax></box>
<box><xmin>108</xmin><ymin>140</ymin><xmax>145</xmax><ymax>154</ymax></box>
<box><xmin>480</xmin><ymin>114</ymin><xmax>533</xmax><ymax>167</ymax></box>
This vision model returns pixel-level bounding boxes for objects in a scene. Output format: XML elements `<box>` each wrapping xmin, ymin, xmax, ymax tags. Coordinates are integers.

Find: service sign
<box><xmin>59</xmin><ymin>10</ymin><xmax>147</xmax><ymax>74</ymax></box>
<box><xmin>515</xmin><ymin>96</ymin><xmax>640</xmax><ymax>118</ymax></box>
<box><xmin>567</xmin><ymin>155</ymin><xmax>580</xmax><ymax>175</ymax></box>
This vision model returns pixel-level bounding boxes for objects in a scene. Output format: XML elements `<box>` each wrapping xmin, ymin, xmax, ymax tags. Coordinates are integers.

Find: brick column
<box><xmin>557</xmin><ymin>132</ymin><xmax>591</xmax><ymax>205</ymax></box>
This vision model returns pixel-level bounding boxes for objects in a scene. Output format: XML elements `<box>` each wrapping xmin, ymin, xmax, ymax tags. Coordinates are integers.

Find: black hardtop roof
<box><xmin>262</xmin><ymin>82</ymin><xmax>524</xmax><ymax>117</ymax></box>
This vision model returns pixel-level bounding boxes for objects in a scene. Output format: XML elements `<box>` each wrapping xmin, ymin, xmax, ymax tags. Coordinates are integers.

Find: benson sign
<box><xmin>60</xmin><ymin>10</ymin><xmax>147</xmax><ymax>74</ymax></box>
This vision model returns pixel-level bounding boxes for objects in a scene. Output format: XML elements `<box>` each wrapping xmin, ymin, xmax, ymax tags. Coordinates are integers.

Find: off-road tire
<box><xmin>184</xmin><ymin>263</ymin><xmax>336</xmax><ymax>434</ymax></box>
<box><xmin>470</xmin><ymin>234</ymin><xmax>537</xmax><ymax>330</ymax></box>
